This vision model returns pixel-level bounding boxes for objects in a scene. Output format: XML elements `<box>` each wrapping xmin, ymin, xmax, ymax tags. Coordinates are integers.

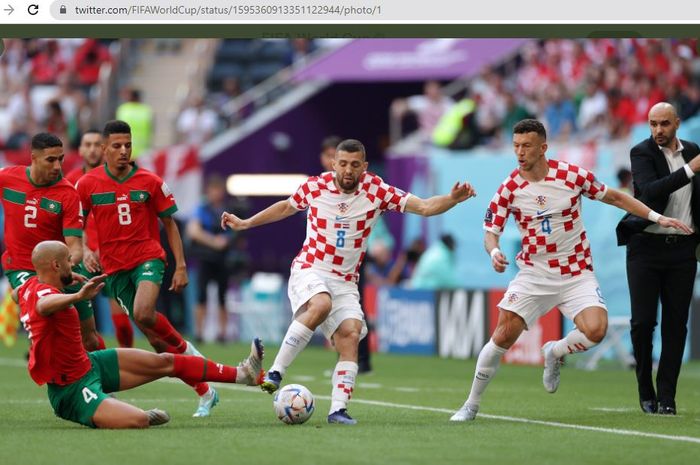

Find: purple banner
<box><xmin>294</xmin><ymin>39</ymin><xmax>529</xmax><ymax>82</ymax></box>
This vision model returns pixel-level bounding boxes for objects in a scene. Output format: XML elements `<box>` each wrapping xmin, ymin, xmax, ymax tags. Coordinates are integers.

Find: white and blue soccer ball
<box><xmin>273</xmin><ymin>384</ymin><xmax>315</xmax><ymax>425</ymax></box>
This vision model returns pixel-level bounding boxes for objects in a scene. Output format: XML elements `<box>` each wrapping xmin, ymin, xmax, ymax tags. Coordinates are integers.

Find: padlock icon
<box><xmin>59</xmin><ymin>5</ymin><xmax>66</xmax><ymax>14</ymax></box>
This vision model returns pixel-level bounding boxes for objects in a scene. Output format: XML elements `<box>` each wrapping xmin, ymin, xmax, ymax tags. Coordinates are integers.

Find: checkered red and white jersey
<box><xmin>288</xmin><ymin>171</ymin><xmax>410</xmax><ymax>282</ymax></box>
<box><xmin>483</xmin><ymin>159</ymin><xmax>607</xmax><ymax>278</ymax></box>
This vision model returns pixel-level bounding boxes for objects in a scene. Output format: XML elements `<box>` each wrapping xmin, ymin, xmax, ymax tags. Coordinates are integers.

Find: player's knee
<box><xmin>133</xmin><ymin>308</ymin><xmax>156</xmax><ymax>327</ymax></box>
<box><xmin>156</xmin><ymin>352</ymin><xmax>175</xmax><ymax>370</ymax></box>
<box><xmin>585</xmin><ymin>324</ymin><xmax>607</xmax><ymax>344</ymax></box>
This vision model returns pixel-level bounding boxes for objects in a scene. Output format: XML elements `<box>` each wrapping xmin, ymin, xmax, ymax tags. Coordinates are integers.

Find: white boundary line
<box><xmin>3</xmin><ymin>358</ymin><xmax>699</xmax><ymax>444</ymax></box>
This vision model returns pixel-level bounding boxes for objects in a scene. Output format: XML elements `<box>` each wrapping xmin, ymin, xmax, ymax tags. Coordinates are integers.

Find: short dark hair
<box><xmin>31</xmin><ymin>133</ymin><xmax>63</xmax><ymax>150</ymax></box>
<box><xmin>321</xmin><ymin>136</ymin><xmax>342</xmax><ymax>152</ymax></box>
<box><xmin>81</xmin><ymin>129</ymin><xmax>101</xmax><ymax>140</ymax></box>
<box><xmin>513</xmin><ymin>119</ymin><xmax>547</xmax><ymax>140</ymax></box>
<box><xmin>336</xmin><ymin>139</ymin><xmax>366</xmax><ymax>158</ymax></box>
<box><xmin>103</xmin><ymin>120</ymin><xmax>131</xmax><ymax>139</ymax></box>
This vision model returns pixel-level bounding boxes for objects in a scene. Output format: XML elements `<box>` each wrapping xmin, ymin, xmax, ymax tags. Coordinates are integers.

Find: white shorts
<box><xmin>498</xmin><ymin>269</ymin><xmax>608</xmax><ymax>328</ymax></box>
<box><xmin>287</xmin><ymin>268</ymin><xmax>368</xmax><ymax>341</ymax></box>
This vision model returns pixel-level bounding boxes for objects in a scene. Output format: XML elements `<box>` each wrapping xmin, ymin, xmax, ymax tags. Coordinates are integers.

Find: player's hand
<box><xmin>78</xmin><ymin>274</ymin><xmax>107</xmax><ymax>300</ymax></box>
<box><xmin>450</xmin><ymin>182</ymin><xmax>477</xmax><ymax>203</ymax></box>
<box><xmin>221</xmin><ymin>211</ymin><xmax>249</xmax><ymax>231</ymax></box>
<box><xmin>70</xmin><ymin>272</ymin><xmax>88</xmax><ymax>285</ymax></box>
<box><xmin>491</xmin><ymin>250</ymin><xmax>509</xmax><ymax>273</ymax></box>
<box><xmin>169</xmin><ymin>267</ymin><xmax>189</xmax><ymax>293</ymax></box>
<box><xmin>83</xmin><ymin>247</ymin><xmax>102</xmax><ymax>274</ymax></box>
<box><xmin>659</xmin><ymin>216</ymin><xmax>694</xmax><ymax>234</ymax></box>
<box><xmin>213</xmin><ymin>234</ymin><xmax>229</xmax><ymax>250</ymax></box>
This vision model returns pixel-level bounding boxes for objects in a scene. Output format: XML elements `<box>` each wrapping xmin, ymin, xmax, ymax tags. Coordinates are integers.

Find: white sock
<box><xmin>270</xmin><ymin>320</ymin><xmax>314</xmax><ymax>375</ymax></box>
<box><xmin>329</xmin><ymin>361</ymin><xmax>358</xmax><ymax>414</ymax></box>
<box><xmin>466</xmin><ymin>339</ymin><xmax>507</xmax><ymax>407</ymax></box>
<box><xmin>551</xmin><ymin>329</ymin><xmax>597</xmax><ymax>358</ymax></box>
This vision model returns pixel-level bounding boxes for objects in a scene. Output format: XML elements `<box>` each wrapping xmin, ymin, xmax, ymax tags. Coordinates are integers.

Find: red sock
<box><xmin>173</xmin><ymin>355</ymin><xmax>238</xmax><ymax>383</ymax></box>
<box><xmin>96</xmin><ymin>333</ymin><xmax>106</xmax><ymax>350</ymax></box>
<box><xmin>111</xmin><ymin>313</ymin><xmax>134</xmax><ymax>348</ymax></box>
<box><xmin>150</xmin><ymin>312</ymin><xmax>187</xmax><ymax>353</ymax></box>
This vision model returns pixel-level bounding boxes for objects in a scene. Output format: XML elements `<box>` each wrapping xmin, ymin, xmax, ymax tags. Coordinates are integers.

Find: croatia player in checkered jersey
<box><xmin>451</xmin><ymin>119</ymin><xmax>693</xmax><ymax>422</ymax></box>
<box><xmin>222</xmin><ymin>139</ymin><xmax>476</xmax><ymax>424</ymax></box>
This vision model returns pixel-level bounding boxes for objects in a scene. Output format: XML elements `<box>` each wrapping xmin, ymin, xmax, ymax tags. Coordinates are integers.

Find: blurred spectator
<box><xmin>432</xmin><ymin>96</ymin><xmax>479</xmax><ymax>149</ymax></box>
<box><xmin>116</xmin><ymin>88</ymin><xmax>153</xmax><ymax>158</ymax></box>
<box><xmin>577</xmin><ymin>79</ymin><xmax>608</xmax><ymax>134</ymax></box>
<box><xmin>617</xmin><ymin>167</ymin><xmax>632</xmax><ymax>195</ymax></box>
<box><xmin>31</xmin><ymin>40</ymin><xmax>67</xmax><ymax>85</ymax></box>
<box><xmin>176</xmin><ymin>95</ymin><xmax>219</xmax><ymax>146</ymax></box>
<box><xmin>392</xmin><ymin>80</ymin><xmax>454</xmax><ymax>142</ymax></box>
<box><xmin>187</xmin><ymin>175</ymin><xmax>249</xmax><ymax>343</ymax></box>
<box><xmin>211</xmin><ymin>77</ymin><xmax>242</xmax><ymax>127</ymax></box>
<box><xmin>320</xmin><ymin>135</ymin><xmax>341</xmax><ymax>172</ymax></box>
<box><xmin>286</xmin><ymin>38</ymin><xmax>315</xmax><ymax>68</ymax></box>
<box><xmin>543</xmin><ymin>83</ymin><xmax>577</xmax><ymax>140</ymax></box>
<box><xmin>472</xmin><ymin>69</ymin><xmax>508</xmax><ymax>141</ymax></box>
<box><xmin>410</xmin><ymin>234</ymin><xmax>459</xmax><ymax>290</ymax></box>
<box><xmin>73</xmin><ymin>39</ymin><xmax>111</xmax><ymax>89</ymax></box>
<box><xmin>45</xmin><ymin>100</ymin><xmax>68</xmax><ymax>144</ymax></box>
<box><xmin>500</xmin><ymin>92</ymin><xmax>532</xmax><ymax>141</ymax></box>
<box><xmin>364</xmin><ymin>240</ymin><xmax>409</xmax><ymax>287</ymax></box>
<box><xmin>607</xmin><ymin>88</ymin><xmax>636</xmax><ymax>138</ymax></box>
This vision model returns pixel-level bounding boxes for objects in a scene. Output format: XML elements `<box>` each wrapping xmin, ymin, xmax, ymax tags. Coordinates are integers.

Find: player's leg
<box><xmin>194</xmin><ymin>263</ymin><xmax>209</xmax><ymax>343</ymax></box>
<box><xmin>542</xmin><ymin>273</ymin><xmax>608</xmax><ymax>393</ymax></box>
<box><xmin>327</xmin><ymin>316</ymin><xmax>364</xmax><ymax>425</ymax></box>
<box><xmin>115</xmin><ymin>342</ymin><xmax>264</xmax><ymax>390</ymax></box>
<box><xmin>92</xmin><ymin>398</ymin><xmax>151</xmax><ymax>429</ymax></box>
<box><xmin>450</xmin><ymin>308</ymin><xmax>526</xmax><ymax>422</ymax></box>
<box><xmin>110</xmin><ymin>299</ymin><xmax>134</xmax><ymax>348</ymax></box>
<box><xmin>214</xmin><ymin>264</ymin><xmax>229</xmax><ymax>343</ymax></box>
<box><xmin>262</xmin><ymin>270</ymin><xmax>332</xmax><ymax>393</ymax></box>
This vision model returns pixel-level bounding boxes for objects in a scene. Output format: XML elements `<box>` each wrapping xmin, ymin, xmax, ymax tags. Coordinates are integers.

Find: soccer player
<box><xmin>450</xmin><ymin>119</ymin><xmax>692</xmax><ymax>422</ymax></box>
<box><xmin>0</xmin><ymin>132</ymin><xmax>104</xmax><ymax>351</ymax></box>
<box><xmin>222</xmin><ymin>138</ymin><xmax>476</xmax><ymax>424</ymax></box>
<box><xmin>76</xmin><ymin>120</ymin><xmax>218</xmax><ymax>417</ymax></box>
<box><xmin>17</xmin><ymin>240</ymin><xmax>264</xmax><ymax>429</ymax></box>
<box><xmin>66</xmin><ymin>130</ymin><xmax>134</xmax><ymax>348</ymax></box>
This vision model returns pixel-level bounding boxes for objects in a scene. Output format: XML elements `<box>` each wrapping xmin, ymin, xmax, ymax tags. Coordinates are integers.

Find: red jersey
<box><xmin>18</xmin><ymin>276</ymin><xmax>91</xmax><ymax>386</ymax></box>
<box><xmin>0</xmin><ymin>166</ymin><xmax>83</xmax><ymax>271</ymax></box>
<box><xmin>65</xmin><ymin>166</ymin><xmax>99</xmax><ymax>251</ymax></box>
<box><xmin>76</xmin><ymin>164</ymin><xmax>178</xmax><ymax>274</ymax></box>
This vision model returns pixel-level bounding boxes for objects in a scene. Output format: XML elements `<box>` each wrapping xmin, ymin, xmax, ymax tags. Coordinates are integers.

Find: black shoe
<box><xmin>639</xmin><ymin>399</ymin><xmax>658</xmax><ymax>414</ymax></box>
<box><xmin>658</xmin><ymin>400</ymin><xmax>676</xmax><ymax>415</ymax></box>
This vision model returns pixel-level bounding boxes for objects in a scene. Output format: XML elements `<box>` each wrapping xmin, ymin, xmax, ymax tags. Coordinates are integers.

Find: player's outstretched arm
<box><xmin>221</xmin><ymin>199</ymin><xmax>298</xmax><ymax>231</ymax></box>
<box><xmin>160</xmin><ymin>216</ymin><xmax>189</xmax><ymax>293</ymax></box>
<box><xmin>404</xmin><ymin>181</ymin><xmax>476</xmax><ymax>217</ymax></box>
<box><xmin>485</xmin><ymin>231</ymin><xmax>509</xmax><ymax>273</ymax></box>
<box><xmin>601</xmin><ymin>187</ymin><xmax>694</xmax><ymax>234</ymax></box>
<box><xmin>36</xmin><ymin>274</ymin><xmax>107</xmax><ymax>316</ymax></box>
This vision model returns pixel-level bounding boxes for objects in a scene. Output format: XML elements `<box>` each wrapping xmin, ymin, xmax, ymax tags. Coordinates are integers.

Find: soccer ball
<box><xmin>273</xmin><ymin>384</ymin><xmax>315</xmax><ymax>425</ymax></box>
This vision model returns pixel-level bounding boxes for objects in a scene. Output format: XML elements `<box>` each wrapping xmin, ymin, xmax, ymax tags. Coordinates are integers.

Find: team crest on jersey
<box><xmin>535</xmin><ymin>195</ymin><xmax>547</xmax><ymax>207</ymax></box>
<box><xmin>337</xmin><ymin>202</ymin><xmax>349</xmax><ymax>214</ymax></box>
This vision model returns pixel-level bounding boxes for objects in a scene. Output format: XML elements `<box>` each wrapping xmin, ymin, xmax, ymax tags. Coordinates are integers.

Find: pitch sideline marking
<box><xmin>2</xmin><ymin>358</ymin><xmax>699</xmax><ymax>444</ymax></box>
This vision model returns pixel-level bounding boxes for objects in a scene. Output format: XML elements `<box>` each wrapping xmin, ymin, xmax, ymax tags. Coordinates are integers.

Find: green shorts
<box><xmin>5</xmin><ymin>268</ymin><xmax>94</xmax><ymax>321</ymax></box>
<box><xmin>104</xmin><ymin>259</ymin><xmax>165</xmax><ymax>317</ymax></box>
<box><xmin>47</xmin><ymin>349</ymin><xmax>121</xmax><ymax>428</ymax></box>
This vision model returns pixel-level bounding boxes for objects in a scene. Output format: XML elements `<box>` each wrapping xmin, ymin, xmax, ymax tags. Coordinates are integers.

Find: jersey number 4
<box><xmin>117</xmin><ymin>203</ymin><xmax>132</xmax><ymax>225</ymax></box>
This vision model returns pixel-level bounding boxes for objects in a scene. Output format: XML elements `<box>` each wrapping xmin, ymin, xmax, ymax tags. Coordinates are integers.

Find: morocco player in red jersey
<box><xmin>0</xmin><ymin>132</ymin><xmax>104</xmax><ymax>351</ymax></box>
<box><xmin>76</xmin><ymin>120</ymin><xmax>218</xmax><ymax>418</ymax></box>
<box><xmin>17</xmin><ymin>241</ymin><xmax>264</xmax><ymax>429</ymax></box>
<box><xmin>66</xmin><ymin>129</ymin><xmax>134</xmax><ymax>348</ymax></box>
<box><xmin>222</xmin><ymin>138</ymin><xmax>476</xmax><ymax>424</ymax></box>
<box><xmin>450</xmin><ymin>119</ymin><xmax>692</xmax><ymax>422</ymax></box>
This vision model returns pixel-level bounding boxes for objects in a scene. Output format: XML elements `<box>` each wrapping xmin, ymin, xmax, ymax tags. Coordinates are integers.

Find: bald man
<box><xmin>16</xmin><ymin>240</ymin><xmax>265</xmax><ymax>429</ymax></box>
<box><xmin>616</xmin><ymin>102</ymin><xmax>700</xmax><ymax>415</ymax></box>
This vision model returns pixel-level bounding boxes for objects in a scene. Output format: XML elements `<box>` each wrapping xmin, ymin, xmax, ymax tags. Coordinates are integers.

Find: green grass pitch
<box><xmin>1</xmin><ymin>338</ymin><xmax>698</xmax><ymax>465</ymax></box>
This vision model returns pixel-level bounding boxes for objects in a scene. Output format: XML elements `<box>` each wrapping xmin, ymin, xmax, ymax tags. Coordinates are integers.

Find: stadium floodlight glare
<box><xmin>226</xmin><ymin>174</ymin><xmax>309</xmax><ymax>196</ymax></box>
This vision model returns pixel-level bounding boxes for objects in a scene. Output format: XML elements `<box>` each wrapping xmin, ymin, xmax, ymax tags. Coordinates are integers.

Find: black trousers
<box><xmin>626</xmin><ymin>233</ymin><xmax>697</xmax><ymax>404</ymax></box>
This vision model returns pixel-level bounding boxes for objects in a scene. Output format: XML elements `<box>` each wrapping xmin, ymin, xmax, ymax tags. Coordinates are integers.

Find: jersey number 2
<box><xmin>117</xmin><ymin>204</ymin><xmax>132</xmax><ymax>225</ymax></box>
<box><xmin>24</xmin><ymin>205</ymin><xmax>37</xmax><ymax>228</ymax></box>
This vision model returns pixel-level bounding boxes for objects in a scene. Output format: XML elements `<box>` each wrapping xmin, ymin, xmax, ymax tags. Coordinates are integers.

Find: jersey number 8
<box><xmin>117</xmin><ymin>203</ymin><xmax>132</xmax><ymax>225</ymax></box>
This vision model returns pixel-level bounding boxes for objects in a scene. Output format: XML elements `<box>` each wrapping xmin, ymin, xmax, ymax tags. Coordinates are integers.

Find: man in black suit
<box><xmin>616</xmin><ymin>102</ymin><xmax>700</xmax><ymax>415</ymax></box>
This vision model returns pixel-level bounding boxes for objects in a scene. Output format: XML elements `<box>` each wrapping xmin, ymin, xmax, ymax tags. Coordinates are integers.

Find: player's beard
<box><xmin>337</xmin><ymin>174</ymin><xmax>359</xmax><ymax>192</ymax></box>
<box><xmin>60</xmin><ymin>270</ymin><xmax>73</xmax><ymax>286</ymax></box>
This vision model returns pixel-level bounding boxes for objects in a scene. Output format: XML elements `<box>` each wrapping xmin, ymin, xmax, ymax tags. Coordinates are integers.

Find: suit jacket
<box><xmin>616</xmin><ymin>136</ymin><xmax>700</xmax><ymax>246</ymax></box>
